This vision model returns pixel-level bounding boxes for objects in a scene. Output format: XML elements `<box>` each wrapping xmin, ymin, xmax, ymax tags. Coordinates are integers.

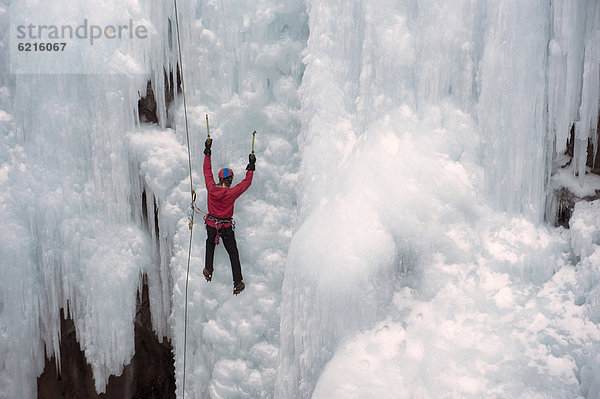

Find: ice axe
<box><xmin>251</xmin><ymin>130</ymin><xmax>257</xmax><ymax>154</ymax></box>
<box><xmin>206</xmin><ymin>114</ymin><xmax>211</xmax><ymax>139</ymax></box>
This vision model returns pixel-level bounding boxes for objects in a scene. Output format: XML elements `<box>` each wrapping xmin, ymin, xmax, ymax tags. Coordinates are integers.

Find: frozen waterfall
<box><xmin>1</xmin><ymin>0</ymin><xmax>600</xmax><ymax>398</ymax></box>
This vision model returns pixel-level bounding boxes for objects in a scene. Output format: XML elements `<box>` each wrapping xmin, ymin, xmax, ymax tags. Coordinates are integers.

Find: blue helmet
<box><xmin>218</xmin><ymin>168</ymin><xmax>234</xmax><ymax>179</ymax></box>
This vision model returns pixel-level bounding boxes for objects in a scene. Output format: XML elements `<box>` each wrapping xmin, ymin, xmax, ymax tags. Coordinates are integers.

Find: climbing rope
<box><xmin>172</xmin><ymin>0</ymin><xmax>193</xmax><ymax>397</ymax></box>
<box><xmin>172</xmin><ymin>3</ymin><xmax>255</xmax><ymax>394</ymax></box>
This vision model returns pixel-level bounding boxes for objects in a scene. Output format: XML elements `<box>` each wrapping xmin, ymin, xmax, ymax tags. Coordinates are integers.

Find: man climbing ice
<box><xmin>192</xmin><ymin>137</ymin><xmax>255</xmax><ymax>295</ymax></box>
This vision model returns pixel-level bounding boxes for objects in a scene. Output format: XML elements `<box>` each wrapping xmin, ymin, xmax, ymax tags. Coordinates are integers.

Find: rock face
<box><xmin>138</xmin><ymin>81</ymin><xmax>159</xmax><ymax>124</ymax></box>
<box><xmin>37</xmin><ymin>280</ymin><xmax>175</xmax><ymax>399</ymax></box>
<box><xmin>137</xmin><ymin>68</ymin><xmax>181</xmax><ymax>126</ymax></box>
<box><xmin>548</xmin><ymin>186</ymin><xmax>600</xmax><ymax>228</ymax></box>
<box><xmin>546</xmin><ymin>122</ymin><xmax>600</xmax><ymax>228</ymax></box>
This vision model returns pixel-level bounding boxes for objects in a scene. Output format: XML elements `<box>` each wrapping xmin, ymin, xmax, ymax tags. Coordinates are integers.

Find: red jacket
<box><xmin>203</xmin><ymin>155</ymin><xmax>253</xmax><ymax>228</ymax></box>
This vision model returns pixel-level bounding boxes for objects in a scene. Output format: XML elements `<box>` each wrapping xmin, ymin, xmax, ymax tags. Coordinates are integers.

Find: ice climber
<box><xmin>192</xmin><ymin>137</ymin><xmax>255</xmax><ymax>295</ymax></box>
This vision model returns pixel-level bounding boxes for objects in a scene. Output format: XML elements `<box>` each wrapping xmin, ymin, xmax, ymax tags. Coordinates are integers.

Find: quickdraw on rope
<box><xmin>172</xmin><ymin>0</ymin><xmax>193</xmax><ymax>397</ymax></box>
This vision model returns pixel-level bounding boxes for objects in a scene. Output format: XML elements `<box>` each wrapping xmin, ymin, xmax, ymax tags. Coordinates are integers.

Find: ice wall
<box><xmin>548</xmin><ymin>0</ymin><xmax>600</xmax><ymax>181</ymax></box>
<box><xmin>480</xmin><ymin>0</ymin><xmax>600</xmax><ymax>218</ymax></box>
<box><xmin>278</xmin><ymin>0</ymin><xmax>600</xmax><ymax>397</ymax></box>
<box><xmin>2</xmin><ymin>0</ymin><xmax>307</xmax><ymax>396</ymax></box>
<box><xmin>0</xmin><ymin>0</ymin><xmax>179</xmax><ymax>397</ymax></box>
<box><xmin>2</xmin><ymin>0</ymin><xmax>600</xmax><ymax>397</ymax></box>
<box><xmin>478</xmin><ymin>0</ymin><xmax>551</xmax><ymax>219</ymax></box>
<box><xmin>278</xmin><ymin>1</ymin><xmax>484</xmax><ymax>396</ymax></box>
<box><xmin>162</xmin><ymin>1</ymin><xmax>307</xmax><ymax>397</ymax></box>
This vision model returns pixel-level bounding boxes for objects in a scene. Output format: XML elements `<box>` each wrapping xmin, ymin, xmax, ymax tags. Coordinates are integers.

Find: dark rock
<box><xmin>37</xmin><ymin>279</ymin><xmax>175</xmax><ymax>399</ymax></box>
<box><xmin>547</xmin><ymin>185</ymin><xmax>600</xmax><ymax>228</ymax></box>
<box><xmin>137</xmin><ymin>67</ymin><xmax>181</xmax><ymax>127</ymax></box>
<box><xmin>138</xmin><ymin>81</ymin><xmax>158</xmax><ymax>124</ymax></box>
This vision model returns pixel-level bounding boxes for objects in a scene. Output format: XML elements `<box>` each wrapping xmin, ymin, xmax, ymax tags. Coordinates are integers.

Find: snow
<box><xmin>308</xmin><ymin>217</ymin><xmax>596</xmax><ymax>398</ymax></box>
<box><xmin>570</xmin><ymin>200</ymin><xmax>600</xmax><ymax>259</ymax></box>
<box><xmin>1</xmin><ymin>0</ymin><xmax>600</xmax><ymax>399</ymax></box>
<box><xmin>551</xmin><ymin>167</ymin><xmax>600</xmax><ymax>198</ymax></box>
<box><xmin>279</xmin><ymin>0</ymin><xmax>600</xmax><ymax>398</ymax></box>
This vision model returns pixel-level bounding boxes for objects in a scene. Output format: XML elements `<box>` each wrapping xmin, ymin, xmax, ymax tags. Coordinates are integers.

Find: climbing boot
<box><xmin>203</xmin><ymin>268</ymin><xmax>213</xmax><ymax>282</ymax></box>
<box><xmin>233</xmin><ymin>281</ymin><xmax>245</xmax><ymax>295</ymax></box>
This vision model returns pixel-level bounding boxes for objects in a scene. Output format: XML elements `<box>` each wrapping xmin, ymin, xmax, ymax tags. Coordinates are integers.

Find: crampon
<box><xmin>203</xmin><ymin>268</ymin><xmax>213</xmax><ymax>282</ymax></box>
<box><xmin>233</xmin><ymin>281</ymin><xmax>245</xmax><ymax>295</ymax></box>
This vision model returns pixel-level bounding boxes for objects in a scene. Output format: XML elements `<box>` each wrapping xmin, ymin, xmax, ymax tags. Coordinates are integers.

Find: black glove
<box><xmin>204</xmin><ymin>138</ymin><xmax>212</xmax><ymax>156</ymax></box>
<box><xmin>246</xmin><ymin>153</ymin><xmax>256</xmax><ymax>171</ymax></box>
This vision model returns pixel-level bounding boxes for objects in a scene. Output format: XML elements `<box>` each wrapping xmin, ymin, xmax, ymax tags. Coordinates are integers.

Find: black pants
<box><xmin>205</xmin><ymin>225</ymin><xmax>243</xmax><ymax>283</ymax></box>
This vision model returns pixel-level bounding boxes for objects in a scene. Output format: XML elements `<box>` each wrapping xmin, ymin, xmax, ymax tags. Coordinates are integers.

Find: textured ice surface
<box><xmin>570</xmin><ymin>200</ymin><xmax>600</xmax><ymax>259</ymax></box>
<box><xmin>0</xmin><ymin>0</ymin><xmax>175</xmax><ymax>396</ymax></box>
<box><xmin>278</xmin><ymin>0</ymin><xmax>600</xmax><ymax>398</ymax></box>
<box><xmin>2</xmin><ymin>0</ymin><xmax>600</xmax><ymax>398</ymax></box>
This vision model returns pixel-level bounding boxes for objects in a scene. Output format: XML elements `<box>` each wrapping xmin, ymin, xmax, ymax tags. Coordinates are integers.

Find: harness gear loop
<box><xmin>204</xmin><ymin>214</ymin><xmax>235</xmax><ymax>245</ymax></box>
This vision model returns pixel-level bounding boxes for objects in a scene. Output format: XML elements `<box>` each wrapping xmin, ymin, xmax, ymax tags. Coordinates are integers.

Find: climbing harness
<box><xmin>205</xmin><ymin>214</ymin><xmax>235</xmax><ymax>245</ymax></box>
<box><xmin>190</xmin><ymin>198</ymin><xmax>235</xmax><ymax>245</ymax></box>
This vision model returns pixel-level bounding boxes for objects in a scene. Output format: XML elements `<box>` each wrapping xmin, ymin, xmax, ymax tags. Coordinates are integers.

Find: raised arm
<box><xmin>229</xmin><ymin>153</ymin><xmax>256</xmax><ymax>198</ymax></box>
<box><xmin>203</xmin><ymin>138</ymin><xmax>216</xmax><ymax>190</ymax></box>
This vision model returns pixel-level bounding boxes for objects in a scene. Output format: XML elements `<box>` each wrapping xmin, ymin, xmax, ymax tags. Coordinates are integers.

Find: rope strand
<box><xmin>172</xmin><ymin>0</ymin><xmax>193</xmax><ymax>398</ymax></box>
<box><xmin>174</xmin><ymin>0</ymin><xmax>193</xmax><ymax>192</ymax></box>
